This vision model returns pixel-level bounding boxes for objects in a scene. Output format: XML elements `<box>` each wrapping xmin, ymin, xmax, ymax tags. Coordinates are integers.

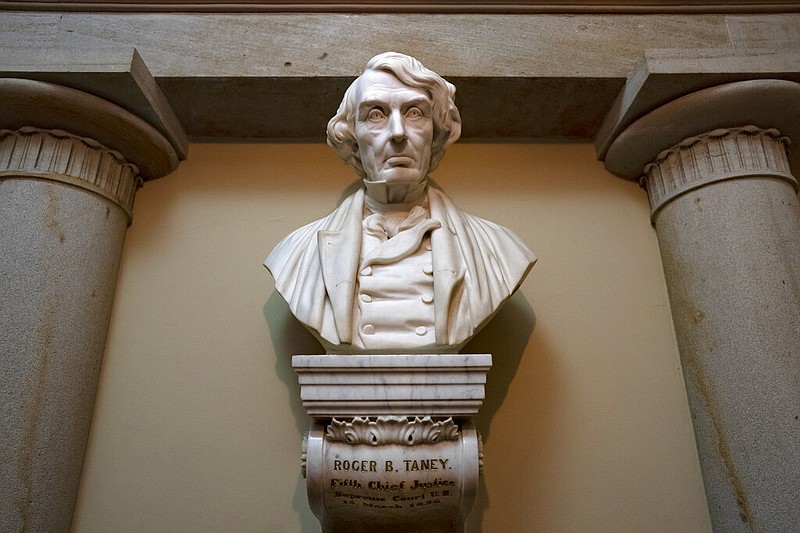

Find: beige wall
<box><xmin>71</xmin><ymin>143</ymin><xmax>711</xmax><ymax>532</ymax></box>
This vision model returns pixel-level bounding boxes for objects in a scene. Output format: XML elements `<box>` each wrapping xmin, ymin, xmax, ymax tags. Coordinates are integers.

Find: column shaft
<box><xmin>645</xmin><ymin>127</ymin><xmax>800</xmax><ymax>532</ymax></box>
<box><xmin>0</xmin><ymin>128</ymin><xmax>139</xmax><ymax>532</ymax></box>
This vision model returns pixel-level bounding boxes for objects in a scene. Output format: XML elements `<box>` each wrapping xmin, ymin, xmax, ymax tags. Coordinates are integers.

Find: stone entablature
<box><xmin>6</xmin><ymin>0</ymin><xmax>799</xmax><ymax>14</ymax></box>
<box><xmin>2</xmin><ymin>14</ymin><xmax>798</xmax><ymax>141</ymax></box>
<box><xmin>293</xmin><ymin>354</ymin><xmax>492</xmax><ymax>417</ymax></box>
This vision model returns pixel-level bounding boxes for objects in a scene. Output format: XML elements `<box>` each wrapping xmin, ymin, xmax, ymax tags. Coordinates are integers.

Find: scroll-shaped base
<box><xmin>305</xmin><ymin>417</ymin><xmax>480</xmax><ymax>533</ymax></box>
<box><xmin>293</xmin><ymin>354</ymin><xmax>491</xmax><ymax>533</ymax></box>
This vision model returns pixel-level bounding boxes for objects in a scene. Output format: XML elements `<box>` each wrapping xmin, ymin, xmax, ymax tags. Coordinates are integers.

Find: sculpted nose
<box><xmin>389</xmin><ymin>111</ymin><xmax>407</xmax><ymax>142</ymax></box>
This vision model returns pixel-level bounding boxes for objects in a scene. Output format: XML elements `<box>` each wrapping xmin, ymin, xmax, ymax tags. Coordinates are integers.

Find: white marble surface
<box><xmin>266</xmin><ymin>52</ymin><xmax>535</xmax><ymax>354</ymax></box>
<box><xmin>292</xmin><ymin>353</ymin><xmax>491</xmax><ymax>417</ymax></box>
<box><xmin>304</xmin><ymin>419</ymin><xmax>480</xmax><ymax>533</ymax></box>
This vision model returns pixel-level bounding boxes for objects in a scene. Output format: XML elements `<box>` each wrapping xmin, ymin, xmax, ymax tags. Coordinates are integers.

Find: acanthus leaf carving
<box><xmin>301</xmin><ymin>432</ymin><xmax>308</xmax><ymax>479</ymax></box>
<box><xmin>326</xmin><ymin>416</ymin><xmax>459</xmax><ymax>446</ymax></box>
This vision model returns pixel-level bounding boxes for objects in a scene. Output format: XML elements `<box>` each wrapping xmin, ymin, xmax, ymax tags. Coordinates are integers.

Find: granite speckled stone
<box><xmin>0</xmin><ymin>75</ymin><xmax>181</xmax><ymax>531</ymax></box>
<box><xmin>602</xmin><ymin>78</ymin><xmax>800</xmax><ymax>532</ymax></box>
<box><xmin>0</xmin><ymin>177</ymin><xmax>128</xmax><ymax>532</ymax></box>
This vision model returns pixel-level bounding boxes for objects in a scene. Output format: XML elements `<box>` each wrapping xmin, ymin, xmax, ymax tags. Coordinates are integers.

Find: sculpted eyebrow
<box><xmin>359</xmin><ymin>98</ymin><xmax>387</xmax><ymax>110</ymax></box>
<box><xmin>406</xmin><ymin>97</ymin><xmax>430</xmax><ymax>108</ymax></box>
<box><xmin>358</xmin><ymin>97</ymin><xmax>431</xmax><ymax>111</ymax></box>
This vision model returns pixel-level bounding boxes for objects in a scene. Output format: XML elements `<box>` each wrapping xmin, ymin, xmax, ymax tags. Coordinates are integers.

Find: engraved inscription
<box><xmin>333</xmin><ymin>459</ymin><xmax>378</xmax><ymax>472</ymax></box>
<box><xmin>404</xmin><ymin>458</ymin><xmax>449</xmax><ymax>471</ymax></box>
<box><xmin>319</xmin><ymin>413</ymin><xmax>470</xmax><ymax>518</ymax></box>
<box><xmin>323</xmin><ymin>444</ymin><xmax>462</xmax><ymax>513</ymax></box>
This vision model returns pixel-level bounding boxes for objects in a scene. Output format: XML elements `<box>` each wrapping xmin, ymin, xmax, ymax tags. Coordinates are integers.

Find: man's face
<box><xmin>354</xmin><ymin>69</ymin><xmax>434</xmax><ymax>186</ymax></box>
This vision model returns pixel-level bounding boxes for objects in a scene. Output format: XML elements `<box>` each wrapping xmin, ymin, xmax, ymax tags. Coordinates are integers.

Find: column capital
<box><xmin>292</xmin><ymin>353</ymin><xmax>491</xmax><ymax>417</ymax></box>
<box><xmin>601</xmin><ymin>78</ymin><xmax>800</xmax><ymax>181</ymax></box>
<box><xmin>0</xmin><ymin>127</ymin><xmax>142</xmax><ymax>222</ymax></box>
<box><xmin>0</xmin><ymin>77</ymin><xmax>180</xmax><ymax>181</ymax></box>
<box><xmin>595</xmin><ymin>49</ymin><xmax>800</xmax><ymax>179</ymax></box>
<box><xmin>642</xmin><ymin>126</ymin><xmax>796</xmax><ymax>219</ymax></box>
<box><xmin>599</xmin><ymin>77</ymin><xmax>800</xmax><ymax>220</ymax></box>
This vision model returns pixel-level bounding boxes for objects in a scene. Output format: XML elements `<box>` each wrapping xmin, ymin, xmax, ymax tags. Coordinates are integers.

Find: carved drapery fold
<box><xmin>641</xmin><ymin>126</ymin><xmax>796</xmax><ymax>219</ymax></box>
<box><xmin>0</xmin><ymin>127</ymin><xmax>142</xmax><ymax>223</ymax></box>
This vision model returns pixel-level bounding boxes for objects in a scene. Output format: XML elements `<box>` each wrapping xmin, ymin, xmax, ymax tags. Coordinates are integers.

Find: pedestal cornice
<box><xmin>292</xmin><ymin>354</ymin><xmax>492</xmax><ymax>417</ymax></box>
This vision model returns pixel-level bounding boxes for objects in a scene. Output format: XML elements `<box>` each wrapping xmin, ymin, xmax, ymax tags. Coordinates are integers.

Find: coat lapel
<box><xmin>317</xmin><ymin>189</ymin><xmax>364</xmax><ymax>343</ymax></box>
<box><xmin>428</xmin><ymin>188</ymin><xmax>466</xmax><ymax>345</ymax></box>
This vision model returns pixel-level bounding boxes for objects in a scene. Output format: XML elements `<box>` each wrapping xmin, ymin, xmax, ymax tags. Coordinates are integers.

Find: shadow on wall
<box><xmin>264</xmin><ymin>291</ymin><xmax>323</xmax><ymax>433</ymax></box>
<box><xmin>264</xmin><ymin>292</ymin><xmax>323</xmax><ymax>532</ymax></box>
<box><xmin>464</xmin><ymin>291</ymin><xmax>535</xmax><ymax>440</ymax></box>
<box><xmin>463</xmin><ymin>292</ymin><xmax>535</xmax><ymax>532</ymax></box>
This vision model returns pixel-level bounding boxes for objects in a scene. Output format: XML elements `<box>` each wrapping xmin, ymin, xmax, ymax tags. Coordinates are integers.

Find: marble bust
<box><xmin>265</xmin><ymin>52</ymin><xmax>536</xmax><ymax>353</ymax></box>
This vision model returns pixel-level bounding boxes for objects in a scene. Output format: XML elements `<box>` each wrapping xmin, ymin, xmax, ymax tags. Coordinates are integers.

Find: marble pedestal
<box><xmin>293</xmin><ymin>354</ymin><xmax>491</xmax><ymax>533</ymax></box>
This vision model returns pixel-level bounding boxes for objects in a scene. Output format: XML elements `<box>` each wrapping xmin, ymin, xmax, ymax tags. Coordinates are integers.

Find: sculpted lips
<box><xmin>385</xmin><ymin>156</ymin><xmax>414</xmax><ymax>167</ymax></box>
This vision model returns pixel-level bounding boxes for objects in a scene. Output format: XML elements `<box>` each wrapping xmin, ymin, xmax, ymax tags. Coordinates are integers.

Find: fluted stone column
<box><xmin>0</xmin><ymin>79</ymin><xmax>182</xmax><ymax>532</ymax></box>
<box><xmin>602</xmin><ymin>79</ymin><xmax>800</xmax><ymax>532</ymax></box>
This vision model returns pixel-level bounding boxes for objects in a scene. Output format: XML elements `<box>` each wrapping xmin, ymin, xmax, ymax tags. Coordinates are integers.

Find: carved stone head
<box><xmin>326</xmin><ymin>52</ymin><xmax>462</xmax><ymax>182</ymax></box>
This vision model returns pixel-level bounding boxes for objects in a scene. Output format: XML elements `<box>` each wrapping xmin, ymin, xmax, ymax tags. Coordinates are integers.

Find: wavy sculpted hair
<box><xmin>326</xmin><ymin>52</ymin><xmax>462</xmax><ymax>180</ymax></box>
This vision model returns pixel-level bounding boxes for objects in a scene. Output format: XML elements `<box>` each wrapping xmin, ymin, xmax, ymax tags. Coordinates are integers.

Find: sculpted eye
<box><xmin>367</xmin><ymin>108</ymin><xmax>385</xmax><ymax>121</ymax></box>
<box><xmin>406</xmin><ymin>107</ymin><xmax>423</xmax><ymax>119</ymax></box>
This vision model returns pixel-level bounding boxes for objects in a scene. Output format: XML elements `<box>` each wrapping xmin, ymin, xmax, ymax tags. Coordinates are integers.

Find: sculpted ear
<box><xmin>441</xmin><ymin>113</ymin><xmax>462</xmax><ymax>152</ymax></box>
<box><xmin>429</xmin><ymin>109</ymin><xmax>461</xmax><ymax>172</ymax></box>
<box><xmin>349</xmin><ymin>144</ymin><xmax>366</xmax><ymax>179</ymax></box>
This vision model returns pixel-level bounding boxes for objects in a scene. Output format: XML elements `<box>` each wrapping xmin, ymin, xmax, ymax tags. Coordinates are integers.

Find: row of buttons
<box><xmin>362</xmin><ymin>324</ymin><xmax>429</xmax><ymax>336</ymax></box>
<box><xmin>358</xmin><ymin>239</ymin><xmax>434</xmax><ymax>339</ymax></box>
<box><xmin>360</xmin><ymin>293</ymin><xmax>433</xmax><ymax>304</ymax></box>
<box><xmin>361</xmin><ymin>264</ymin><xmax>434</xmax><ymax>276</ymax></box>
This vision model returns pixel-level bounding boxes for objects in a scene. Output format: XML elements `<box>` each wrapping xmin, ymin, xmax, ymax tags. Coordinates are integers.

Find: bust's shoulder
<box><xmin>265</xmin><ymin>188</ymin><xmax>365</xmax><ymax>276</ymax></box>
